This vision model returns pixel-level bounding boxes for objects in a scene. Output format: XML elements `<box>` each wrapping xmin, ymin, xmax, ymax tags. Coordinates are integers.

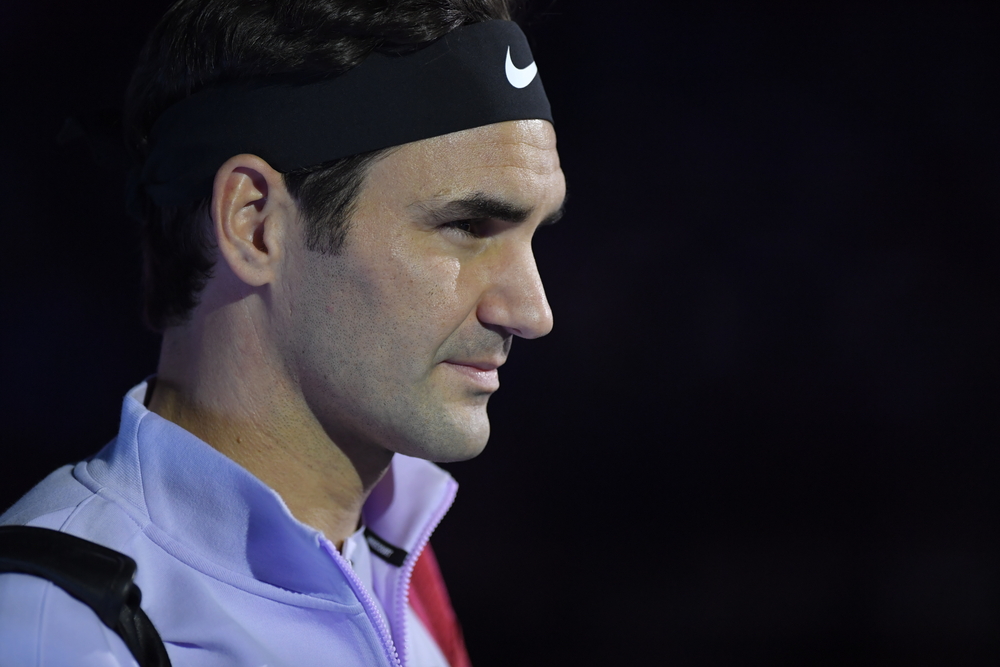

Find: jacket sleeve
<box><xmin>0</xmin><ymin>573</ymin><xmax>139</xmax><ymax>667</ymax></box>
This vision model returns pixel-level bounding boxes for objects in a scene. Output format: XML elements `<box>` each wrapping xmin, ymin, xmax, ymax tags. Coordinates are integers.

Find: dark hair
<box><xmin>126</xmin><ymin>0</ymin><xmax>517</xmax><ymax>331</ymax></box>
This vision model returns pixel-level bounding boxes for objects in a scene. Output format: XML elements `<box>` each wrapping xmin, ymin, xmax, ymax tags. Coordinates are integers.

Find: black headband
<box><xmin>135</xmin><ymin>19</ymin><xmax>552</xmax><ymax>210</ymax></box>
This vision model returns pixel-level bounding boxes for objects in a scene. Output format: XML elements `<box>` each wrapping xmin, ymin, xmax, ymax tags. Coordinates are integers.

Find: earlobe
<box><xmin>211</xmin><ymin>154</ymin><xmax>289</xmax><ymax>287</ymax></box>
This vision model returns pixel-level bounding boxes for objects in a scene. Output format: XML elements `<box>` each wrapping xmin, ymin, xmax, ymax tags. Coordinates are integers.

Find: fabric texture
<box><xmin>0</xmin><ymin>381</ymin><xmax>466</xmax><ymax>667</ymax></box>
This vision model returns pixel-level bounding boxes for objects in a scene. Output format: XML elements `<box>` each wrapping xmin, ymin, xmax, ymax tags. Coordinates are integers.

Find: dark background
<box><xmin>1</xmin><ymin>2</ymin><xmax>997</xmax><ymax>665</ymax></box>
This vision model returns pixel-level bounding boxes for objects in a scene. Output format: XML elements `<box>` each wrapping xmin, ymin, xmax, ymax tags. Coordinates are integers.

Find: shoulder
<box><xmin>1</xmin><ymin>464</ymin><xmax>96</xmax><ymax>528</ymax></box>
<box><xmin>1</xmin><ymin>454</ymin><xmax>146</xmax><ymax>552</ymax></box>
<box><xmin>0</xmin><ymin>572</ymin><xmax>138</xmax><ymax>667</ymax></box>
<box><xmin>0</xmin><ymin>463</ymin><xmax>142</xmax><ymax>665</ymax></box>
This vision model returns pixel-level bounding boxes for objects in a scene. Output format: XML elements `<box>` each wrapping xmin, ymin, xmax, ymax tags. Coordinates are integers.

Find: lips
<box><xmin>441</xmin><ymin>359</ymin><xmax>503</xmax><ymax>391</ymax></box>
<box><xmin>446</xmin><ymin>360</ymin><xmax>502</xmax><ymax>372</ymax></box>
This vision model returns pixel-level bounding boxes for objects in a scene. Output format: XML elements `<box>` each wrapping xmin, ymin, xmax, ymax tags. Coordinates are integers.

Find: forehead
<box><xmin>360</xmin><ymin>119</ymin><xmax>564</xmax><ymax>211</ymax></box>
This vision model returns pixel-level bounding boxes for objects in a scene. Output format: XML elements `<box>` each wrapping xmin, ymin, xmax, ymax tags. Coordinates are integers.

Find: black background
<box><xmin>1</xmin><ymin>2</ymin><xmax>997</xmax><ymax>665</ymax></box>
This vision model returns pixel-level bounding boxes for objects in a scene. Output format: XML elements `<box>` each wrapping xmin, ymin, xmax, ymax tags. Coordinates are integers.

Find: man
<box><xmin>0</xmin><ymin>0</ymin><xmax>565</xmax><ymax>665</ymax></box>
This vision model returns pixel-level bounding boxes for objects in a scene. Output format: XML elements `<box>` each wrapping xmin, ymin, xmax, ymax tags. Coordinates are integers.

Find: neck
<box><xmin>147</xmin><ymin>287</ymin><xmax>392</xmax><ymax>549</ymax></box>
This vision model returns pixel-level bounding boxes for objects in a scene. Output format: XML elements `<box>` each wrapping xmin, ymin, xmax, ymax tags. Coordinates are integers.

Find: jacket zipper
<box><xmin>393</xmin><ymin>479</ymin><xmax>458</xmax><ymax>667</ymax></box>
<box><xmin>322</xmin><ymin>538</ymin><xmax>402</xmax><ymax>667</ymax></box>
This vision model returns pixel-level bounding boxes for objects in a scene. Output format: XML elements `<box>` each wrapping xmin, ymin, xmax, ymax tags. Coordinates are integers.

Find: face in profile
<box><xmin>278</xmin><ymin>119</ymin><xmax>566</xmax><ymax>463</ymax></box>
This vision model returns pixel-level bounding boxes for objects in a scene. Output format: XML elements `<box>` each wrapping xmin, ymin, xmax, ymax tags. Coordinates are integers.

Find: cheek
<box><xmin>302</xmin><ymin>236</ymin><xmax>469</xmax><ymax>375</ymax></box>
<box><xmin>360</xmin><ymin>234</ymin><xmax>467</xmax><ymax>336</ymax></box>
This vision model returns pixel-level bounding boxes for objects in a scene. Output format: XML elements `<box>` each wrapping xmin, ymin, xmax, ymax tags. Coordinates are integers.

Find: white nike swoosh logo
<box><xmin>505</xmin><ymin>46</ymin><xmax>538</xmax><ymax>89</ymax></box>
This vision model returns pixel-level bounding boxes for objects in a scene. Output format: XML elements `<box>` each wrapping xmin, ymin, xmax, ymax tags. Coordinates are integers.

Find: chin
<box><xmin>394</xmin><ymin>403</ymin><xmax>491</xmax><ymax>463</ymax></box>
<box><xmin>416</xmin><ymin>422</ymin><xmax>491</xmax><ymax>463</ymax></box>
<box><xmin>430</xmin><ymin>434</ymin><xmax>489</xmax><ymax>463</ymax></box>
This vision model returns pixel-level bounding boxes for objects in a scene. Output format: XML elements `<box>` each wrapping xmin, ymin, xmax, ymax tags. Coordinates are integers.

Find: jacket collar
<box><xmin>82</xmin><ymin>380</ymin><xmax>457</xmax><ymax>601</ymax></box>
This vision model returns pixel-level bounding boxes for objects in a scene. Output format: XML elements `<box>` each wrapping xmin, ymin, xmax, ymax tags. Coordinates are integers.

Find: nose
<box><xmin>477</xmin><ymin>242</ymin><xmax>553</xmax><ymax>340</ymax></box>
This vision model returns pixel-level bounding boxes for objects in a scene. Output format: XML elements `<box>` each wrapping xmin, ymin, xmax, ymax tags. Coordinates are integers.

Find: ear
<box><xmin>211</xmin><ymin>154</ymin><xmax>293</xmax><ymax>287</ymax></box>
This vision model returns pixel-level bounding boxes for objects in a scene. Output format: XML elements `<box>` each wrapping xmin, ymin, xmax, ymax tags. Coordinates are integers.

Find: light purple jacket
<box><xmin>0</xmin><ymin>382</ymin><xmax>458</xmax><ymax>666</ymax></box>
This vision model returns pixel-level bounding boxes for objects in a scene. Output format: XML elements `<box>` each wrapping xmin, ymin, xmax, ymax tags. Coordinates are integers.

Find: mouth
<box><xmin>441</xmin><ymin>359</ymin><xmax>503</xmax><ymax>392</ymax></box>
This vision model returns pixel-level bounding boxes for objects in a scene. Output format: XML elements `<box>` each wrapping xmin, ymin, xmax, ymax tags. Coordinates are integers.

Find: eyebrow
<box><xmin>421</xmin><ymin>192</ymin><xmax>566</xmax><ymax>227</ymax></box>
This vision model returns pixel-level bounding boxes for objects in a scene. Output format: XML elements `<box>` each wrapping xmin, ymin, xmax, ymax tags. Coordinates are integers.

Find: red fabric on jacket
<box><xmin>408</xmin><ymin>544</ymin><xmax>471</xmax><ymax>667</ymax></box>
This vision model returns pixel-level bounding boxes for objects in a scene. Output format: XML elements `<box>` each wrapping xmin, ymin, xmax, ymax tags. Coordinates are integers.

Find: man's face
<box><xmin>278</xmin><ymin>119</ymin><xmax>565</xmax><ymax>462</ymax></box>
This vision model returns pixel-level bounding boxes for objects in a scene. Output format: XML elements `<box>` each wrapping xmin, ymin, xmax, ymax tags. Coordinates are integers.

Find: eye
<box><xmin>443</xmin><ymin>219</ymin><xmax>484</xmax><ymax>238</ymax></box>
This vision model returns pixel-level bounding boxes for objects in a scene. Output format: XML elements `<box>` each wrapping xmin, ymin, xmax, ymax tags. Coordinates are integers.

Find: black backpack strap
<box><xmin>0</xmin><ymin>525</ymin><xmax>171</xmax><ymax>667</ymax></box>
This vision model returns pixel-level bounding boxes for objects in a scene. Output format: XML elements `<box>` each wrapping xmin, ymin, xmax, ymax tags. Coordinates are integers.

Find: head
<box><xmin>128</xmin><ymin>0</ymin><xmax>564</xmax><ymax>462</ymax></box>
<box><xmin>126</xmin><ymin>0</ymin><xmax>524</xmax><ymax>331</ymax></box>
